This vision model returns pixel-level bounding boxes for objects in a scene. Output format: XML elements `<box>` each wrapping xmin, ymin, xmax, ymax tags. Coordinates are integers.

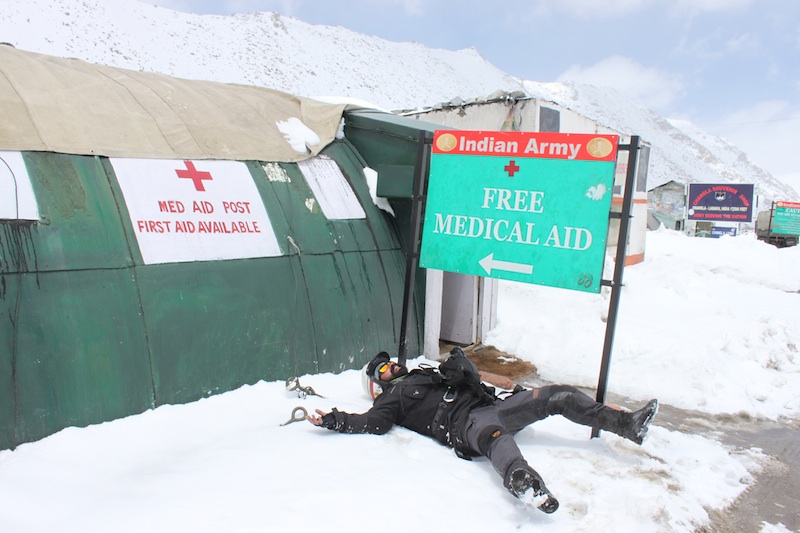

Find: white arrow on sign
<box><xmin>478</xmin><ymin>253</ymin><xmax>533</xmax><ymax>276</ymax></box>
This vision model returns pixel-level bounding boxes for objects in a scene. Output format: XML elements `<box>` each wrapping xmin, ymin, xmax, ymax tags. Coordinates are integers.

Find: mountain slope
<box><xmin>0</xmin><ymin>0</ymin><xmax>794</xmax><ymax>203</ymax></box>
<box><xmin>524</xmin><ymin>81</ymin><xmax>794</xmax><ymax>201</ymax></box>
<box><xmin>0</xmin><ymin>0</ymin><xmax>523</xmax><ymax>110</ymax></box>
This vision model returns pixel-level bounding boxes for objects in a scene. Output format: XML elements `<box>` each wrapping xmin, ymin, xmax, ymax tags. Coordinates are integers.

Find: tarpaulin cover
<box><xmin>0</xmin><ymin>45</ymin><xmax>346</xmax><ymax>162</ymax></box>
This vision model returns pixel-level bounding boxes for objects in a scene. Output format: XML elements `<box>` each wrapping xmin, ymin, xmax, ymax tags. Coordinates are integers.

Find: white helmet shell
<box><xmin>361</xmin><ymin>363</ymin><xmax>384</xmax><ymax>400</ymax></box>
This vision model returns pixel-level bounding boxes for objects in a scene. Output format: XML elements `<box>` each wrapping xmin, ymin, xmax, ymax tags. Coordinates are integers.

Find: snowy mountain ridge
<box><xmin>0</xmin><ymin>0</ymin><xmax>794</xmax><ymax>203</ymax></box>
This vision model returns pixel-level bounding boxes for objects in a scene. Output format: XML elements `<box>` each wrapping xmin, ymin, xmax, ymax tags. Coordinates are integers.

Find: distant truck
<box><xmin>756</xmin><ymin>205</ymin><xmax>800</xmax><ymax>248</ymax></box>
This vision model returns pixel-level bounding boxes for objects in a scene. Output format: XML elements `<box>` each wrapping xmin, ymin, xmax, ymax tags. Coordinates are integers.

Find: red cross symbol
<box><xmin>176</xmin><ymin>160</ymin><xmax>213</xmax><ymax>191</ymax></box>
<box><xmin>504</xmin><ymin>160</ymin><xmax>520</xmax><ymax>177</ymax></box>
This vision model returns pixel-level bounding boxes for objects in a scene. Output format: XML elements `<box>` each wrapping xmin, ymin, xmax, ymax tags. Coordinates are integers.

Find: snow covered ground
<box><xmin>1</xmin><ymin>1</ymin><xmax>798</xmax><ymax>530</ymax></box>
<box><xmin>1</xmin><ymin>229</ymin><xmax>798</xmax><ymax>532</ymax></box>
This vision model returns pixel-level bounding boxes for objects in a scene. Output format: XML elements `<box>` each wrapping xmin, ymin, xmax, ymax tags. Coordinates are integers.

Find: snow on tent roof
<box><xmin>0</xmin><ymin>45</ymin><xmax>346</xmax><ymax>162</ymax></box>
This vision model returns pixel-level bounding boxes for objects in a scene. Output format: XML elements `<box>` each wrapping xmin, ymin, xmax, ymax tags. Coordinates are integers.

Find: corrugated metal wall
<box><xmin>0</xmin><ymin>139</ymin><xmax>421</xmax><ymax>450</ymax></box>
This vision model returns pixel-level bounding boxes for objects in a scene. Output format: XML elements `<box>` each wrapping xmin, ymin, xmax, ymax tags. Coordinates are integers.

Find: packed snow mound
<box><xmin>487</xmin><ymin>229</ymin><xmax>800</xmax><ymax>421</ymax></box>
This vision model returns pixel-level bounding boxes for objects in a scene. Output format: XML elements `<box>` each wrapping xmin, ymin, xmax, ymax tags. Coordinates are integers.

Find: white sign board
<box><xmin>297</xmin><ymin>156</ymin><xmax>365</xmax><ymax>220</ymax></box>
<box><xmin>111</xmin><ymin>158</ymin><xmax>281</xmax><ymax>264</ymax></box>
<box><xmin>0</xmin><ymin>151</ymin><xmax>39</xmax><ymax>220</ymax></box>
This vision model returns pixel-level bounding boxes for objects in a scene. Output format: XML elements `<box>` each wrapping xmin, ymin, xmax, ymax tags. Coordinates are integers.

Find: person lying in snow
<box><xmin>306</xmin><ymin>348</ymin><xmax>658</xmax><ymax>514</ymax></box>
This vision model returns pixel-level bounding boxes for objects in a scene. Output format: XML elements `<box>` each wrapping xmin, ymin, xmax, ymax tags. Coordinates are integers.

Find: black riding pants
<box><xmin>461</xmin><ymin>385</ymin><xmax>621</xmax><ymax>481</ymax></box>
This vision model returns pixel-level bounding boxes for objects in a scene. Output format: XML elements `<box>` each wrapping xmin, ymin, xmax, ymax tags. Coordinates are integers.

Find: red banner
<box><xmin>433</xmin><ymin>130</ymin><xmax>619</xmax><ymax>162</ymax></box>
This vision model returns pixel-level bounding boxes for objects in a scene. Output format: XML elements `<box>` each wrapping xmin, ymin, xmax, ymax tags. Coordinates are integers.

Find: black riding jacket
<box><xmin>322</xmin><ymin>364</ymin><xmax>494</xmax><ymax>454</ymax></box>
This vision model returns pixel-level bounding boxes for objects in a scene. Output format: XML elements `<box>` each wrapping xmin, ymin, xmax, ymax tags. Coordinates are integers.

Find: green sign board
<box><xmin>773</xmin><ymin>201</ymin><xmax>800</xmax><ymax>236</ymax></box>
<box><xmin>420</xmin><ymin>130</ymin><xmax>619</xmax><ymax>293</ymax></box>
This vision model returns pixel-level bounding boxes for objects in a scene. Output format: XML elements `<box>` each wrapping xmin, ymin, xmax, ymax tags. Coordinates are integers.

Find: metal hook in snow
<box><xmin>280</xmin><ymin>406</ymin><xmax>308</xmax><ymax>426</ymax></box>
<box><xmin>285</xmin><ymin>376</ymin><xmax>325</xmax><ymax>399</ymax></box>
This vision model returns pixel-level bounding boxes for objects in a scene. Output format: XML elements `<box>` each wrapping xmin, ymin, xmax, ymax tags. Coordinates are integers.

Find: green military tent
<box><xmin>0</xmin><ymin>45</ymin><xmax>434</xmax><ymax>450</ymax></box>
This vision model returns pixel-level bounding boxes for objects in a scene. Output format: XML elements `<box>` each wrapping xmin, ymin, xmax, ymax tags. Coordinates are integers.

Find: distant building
<box><xmin>648</xmin><ymin>180</ymin><xmax>686</xmax><ymax>230</ymax></box>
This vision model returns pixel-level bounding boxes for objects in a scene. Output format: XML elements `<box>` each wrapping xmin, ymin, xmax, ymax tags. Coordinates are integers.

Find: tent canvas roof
<box><xmin>0</xmin><ymin>45</ymin><xmax>345</xmax><ymax>162</ymax></box>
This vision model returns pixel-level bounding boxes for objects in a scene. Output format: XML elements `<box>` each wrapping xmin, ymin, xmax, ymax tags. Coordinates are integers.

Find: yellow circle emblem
<box><xmin>436</xmin><ymin>133</ymin><xmax>458</xmax><ymax>152</ymax></box>
<box><xmin>586</xmin><ymin>137</ymin><xmax>614</xmax><ymax>158</ymax></box>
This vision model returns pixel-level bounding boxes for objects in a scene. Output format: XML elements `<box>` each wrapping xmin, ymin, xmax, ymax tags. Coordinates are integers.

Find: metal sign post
<box><xmin>397</xmin><ymin>130</ymin><xmax>433</xmax><ymax>366</ymax></box>
<box><xmin>592</xmin><ymin>136</ymin><xmax>640</xmax><ymax>438</ymax></box>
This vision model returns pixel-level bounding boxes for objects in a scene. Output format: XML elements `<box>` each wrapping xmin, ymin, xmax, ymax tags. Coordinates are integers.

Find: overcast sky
<box><xmin>150</xmin><ymin>0</ymin><xmax>799</xmax><ymax>190</ymax></box>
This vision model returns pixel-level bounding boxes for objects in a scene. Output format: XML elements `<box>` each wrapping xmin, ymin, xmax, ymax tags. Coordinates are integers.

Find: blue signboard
<box><xmin>710</xmin><ymin>226</ymin><xmax>737</xmax><ymax>238</ymax></box>
<box><xmin>687</xmin><ymin>183</ymin><xmax>754</xmax><ymax>222</ymax></box>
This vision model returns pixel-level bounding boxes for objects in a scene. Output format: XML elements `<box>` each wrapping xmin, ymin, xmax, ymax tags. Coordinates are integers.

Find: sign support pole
<box><xmin>766</xmin><ymin>201</ymin><xmax>776</xmax><ymax>245</ymax></box>
<box><xmin>592</xmin><ymin>136</ymin><xmax>640</xmax><ymax>438</ymax></box>
<box><xmin>398</xmin><ymin>130</ymin><xmax>433</xmax><ymax>366</ymax></box>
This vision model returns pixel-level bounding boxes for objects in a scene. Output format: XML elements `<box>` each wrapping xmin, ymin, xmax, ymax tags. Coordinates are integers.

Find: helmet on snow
<box><xmin>361</xmin><ymin>362</ymin><xmax>384</xmax><ymax>400</ymax></box>
<box><xmin>362</xmin><ymin>351</ymin><xmax>391</xmax><ymax>400</ymax></box>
